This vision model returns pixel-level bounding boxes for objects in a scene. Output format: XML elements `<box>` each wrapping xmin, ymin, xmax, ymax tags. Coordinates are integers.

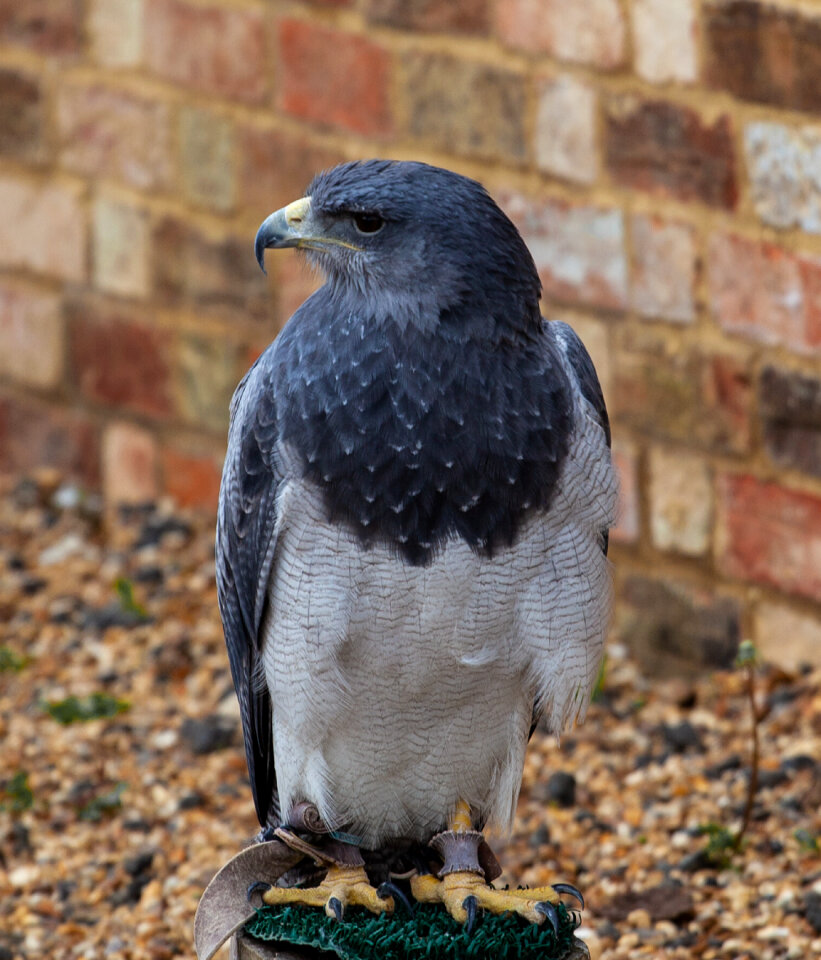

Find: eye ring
<box><xmin>352</xmin><ymin>213</ymin><xmax>385</xmax><ymax>235</ymax></box>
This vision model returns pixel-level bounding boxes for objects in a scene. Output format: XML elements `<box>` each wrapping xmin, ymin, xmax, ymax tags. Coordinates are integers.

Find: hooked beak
<box><xmin>254</xmin><ymin>197</ymin><xmax>312</xmax><ymax>273</ymax></box>
<box><xmin>254</xmin><ymin>196</ymin><xmax>364</xmax><ymax>273</ymax></box>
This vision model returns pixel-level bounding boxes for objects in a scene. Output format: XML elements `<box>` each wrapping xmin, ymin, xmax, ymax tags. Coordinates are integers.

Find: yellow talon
<box><xmin>261</xmin><ymin>864</ymin><xmax>393</xmax><ymax>919</ymax></box>
<box><xmin>411</xmin><ymin>870</ymin><xmax>560</xmax><ymax>925</ymax></box>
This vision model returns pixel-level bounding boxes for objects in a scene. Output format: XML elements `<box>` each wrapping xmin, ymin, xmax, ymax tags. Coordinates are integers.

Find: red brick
<box><xmin>605</xmin><ymin>95</ymin><xmax>737</xmax><ymax>208</ymax></box>
<box><xmin>179</xmin><ymin>106</ymin><xmax>236</xmax><ymax>212</ymax></box>
<box><xmin>648</xmin><ymin>446</ymin><xmax>712</xmax><ymax>556</ymax></box>
<box><xmin>704</xmin><ymin>1</ymin><xmax>821</xmax><ymax>113</ymax></box>
<box><xmin>614</xmin><ymin>334</ymin><xmax>752</xmax><ymax>454</ymax></box>
<box><xmin>614</xmin><ymin>575</ymin><xmax>741</xmax><ymax>676</ymax></box>
<box><xmin>718</xmin><ymin>473</ymin><xmax>821</xmax><ymax>601</ymax></box>
<box><xmin>175</xmin><ymin>333</ymin><xmax>239</xmax><ymax>432</ymax></box>
<box><xmin>708</xmin><ymin>233</ymin><xmax>821</xmax><ymax>355</ymax></box>
<box><xmin>277</xmin><ymin>20</ymin><xmax>393</xmax><ymax>137</ymax></box>
<box><xmin>240</xmin><ymin>126</ymin><xmax>346</xmax><ymax>215</ymax></box>
<box><xmin>57</xmin><ymin>83</ymin><xmax>173</xmax><ymax>191</ymax></box>
<box><xmin>103</xmin><ymin>421</ymin><xmax>158</xmax><ymax>506</ymax></box>
<box><xmin>0</xmin><ymin>0</ymin><xmax>81</xmax><ymax>55</ymax></box>
<box><xmin>88</xmin><ymin>0</ymin><xmax>142</xmax><ymax>67</ymax></box>
<box><xmin>632</xmin><ymin>0</ymin><xmax>699</xmax><ymax>85</ymax></box>
<box><xmin>758</xmin><ymin>365</ymin><xmax>821</xmax><ymax>480</ymax></box>
<box><xmin>161</xmin><ymin>445</ymin><xmax>221</xmax><ymax>511</ymax></box>
<box><xmin>494</xmin><ymin>0</ymin><xmax>625</xmax><ymax>68</ymax></box>
<box><xmin>0</xmin><ymin>70</ymin><xmax>44</xmax><ymax>162</ymax></box>
<box><xmin>402</xmin><ymin>52</ymin><xmax>525</xmax><ymax>163</ymax></box>
<box><xmin>801</xmin><ymin>258</ymin><xmax>821</xmax><ymax>351</ymax></box>
<box><xmin>0</xmin><ymin>176</ymin><xmax>86</xmax><ymax>282</ymax></box>
<box><xmin>705</xmin><ymin>355</ymin><xmax>753</xmax><ymax>453</ymax></box>
<box><xmin>145</xmin><ymin>0</ymin><xmax>266</xmax><ymax>103</ymax></box>
<box><xmin>0</xmin><ymin>283</ymin><xmax>63</xmax><ymax>390</ymax></box>
<box><xmin>68</xmin><ymin>304</ymin><xmax>174</xmax><ymax>418</ymax></box>
<box><xmin>631</xmin><ymin>215</ymin><xmax>696</xmax><ymax>324</ymax></box>
<box><xmin>0</xmin><ymin>393</ymin><xmax>99</xmax><ymax>487</ymax></box>
<box><xmin>611</xmin><ymin>440</ymin><xmax>639</xmax><ymax>545</ymax></box>
<box><xmin>502</xmin><ymin>193</ymin><xmax>627</xmax><ymax>311</ymax></box>
<box><xmin>364</xmin><ymin>0</ymin><xmax>489</xmax><ymax>34</ymax></box>
<box><xmin>152</xmin><ymin>217</ymin><xmax>270</xmax><ymax>323</ymax></box>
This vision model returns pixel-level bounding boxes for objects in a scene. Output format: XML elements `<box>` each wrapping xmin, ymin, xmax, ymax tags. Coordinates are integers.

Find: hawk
<box><xmin>216</xmin><ymin>160</ymin><xmax>617</xmax><ymax>928</ymax></box>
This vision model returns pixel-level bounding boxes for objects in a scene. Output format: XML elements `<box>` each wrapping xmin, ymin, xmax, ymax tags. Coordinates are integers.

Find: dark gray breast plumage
<box><xmin>272</xmin><ymin>297</ymin><xmax>574</xmax><ymax>566</ymax></box>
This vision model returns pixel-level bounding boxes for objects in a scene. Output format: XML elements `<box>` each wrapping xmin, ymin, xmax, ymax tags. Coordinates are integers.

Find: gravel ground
<box><xmin>1</xmin><ymin>472</ymin><xmax>820</xmax><ymax>960</ymax></box>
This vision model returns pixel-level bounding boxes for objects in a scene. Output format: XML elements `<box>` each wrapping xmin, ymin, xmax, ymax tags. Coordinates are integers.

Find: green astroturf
<box><xmin>245</xmin><ymin>901</ymin><xmax>581</xmax><ymax>960</ymax></box>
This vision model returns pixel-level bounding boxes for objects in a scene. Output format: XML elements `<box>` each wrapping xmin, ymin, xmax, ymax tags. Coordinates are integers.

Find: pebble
<box><xmin>626</xmin><ymin>909</ymin><xmax>651</xmax><ymax>927</ymax></box>
<box><xmin>179</xmin><ymin>714</ymin><xmax>236</xmax><ymax>755</ymax></box>
<box><xmin>547</xmin><ymin>771</ymin><xmax>576</xmax><ymax>807</ymax></box>
<box><xmin>2</xmin><ymin>475</ymin><xmax>820</xmax><ymax>960</ymax></box>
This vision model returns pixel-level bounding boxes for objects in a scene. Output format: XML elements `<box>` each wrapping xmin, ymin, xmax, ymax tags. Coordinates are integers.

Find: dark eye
<box><xmin>352</xmin><ymin>213</ymin><xmax>385</xmax><ymax>235</ymax></box>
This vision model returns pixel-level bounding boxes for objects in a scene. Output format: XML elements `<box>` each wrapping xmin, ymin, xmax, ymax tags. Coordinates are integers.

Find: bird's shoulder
<box><xmin>545</xmin><ymin>319</ymin><xmax>611</xmax><ymax>448</ymax></box>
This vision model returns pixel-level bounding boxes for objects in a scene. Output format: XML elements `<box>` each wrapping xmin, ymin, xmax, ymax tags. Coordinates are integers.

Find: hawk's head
<box><xmin>255</xmin><ymin>160</ymin><xmax>541</xmax><ymax>334</ymax></box>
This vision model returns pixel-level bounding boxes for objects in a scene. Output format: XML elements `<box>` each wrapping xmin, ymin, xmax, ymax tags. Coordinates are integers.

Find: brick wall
<box><xmin>1</xmin><ymin>0</ymin><xmax>820</xmax><ymax>668</ymax></box>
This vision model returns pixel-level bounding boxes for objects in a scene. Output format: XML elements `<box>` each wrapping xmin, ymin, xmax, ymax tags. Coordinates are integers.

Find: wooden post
<box><xmin>233</xmin><ymin>933</ymin><xmax>333</xmax><ymax>958</ymax></box>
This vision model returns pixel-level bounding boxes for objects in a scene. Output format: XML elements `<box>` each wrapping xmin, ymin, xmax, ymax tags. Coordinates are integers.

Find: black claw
<box><xmin>377</xmin><ymin>881</ymin><xmax>414</xmax><ymax>916</ymax></box>
<box><xmin>246</xmin><ymin>880</ymin><xmax>272</xmax><ymax>903</ymax></box>
<box><xmin>552</xmin><ymin>882</ymin><xmax>584</xmax><ymax>909</ymax></box>
<box><xmin>535</xmin><ymin>901</ymin><xmax>560</xmax><ymax>935</ymax></box>
<box><xmin>328</xmin><ymin>896</ymin><xmax>344</xmax><ymax>922</ymax></box>
<box><xmin>463</xmin><ymin>895</ymin><xmax>478</xmax><ymax>936</ymax></box>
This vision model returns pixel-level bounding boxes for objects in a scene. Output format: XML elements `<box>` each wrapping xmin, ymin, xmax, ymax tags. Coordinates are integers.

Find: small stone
<box><xmin>805</xmin><ymin>891</ymin><xmax>821</xmax><ymax>933</ymax></box>
<box><xmin>705</xmin><ymin>754</ymin><xmax>741</xmax><ymax>779</ymax></box>
<box><xmin>124</xmin><ymin>850</ymin><xmax>155</xmax><ymax>876</ymax></box>
<box><xmin>151</xmin><ymin>729</ymin><xmax>178</xmax><ymax>750</ymax></box>
<box><xmin>576</xmin><ymin>927</ymin><xmax>602</xmax><ymax>959</ymax></box>
<box><xmin>757</xmin><ymin>768</ymin><xmax>788</xmax><ymax>789</ymax></box>
<box><xmin>547</xmin><ymin>771</ymin><xmax>576</xmax><ymax>807</ymax></box>
<box><xmin>627</xmin><ymin>908</ymin><xmax>652</xmax><ymax>927</ymax></box>
<box><xmin>663</xmin><ymin>721</ymin><xmax>703</xmax><ymax>752</ymax></box>
<box><xmin>180</xmin><ymin>714</ymin><xmax>235</xmax><ymax>755</ymax></box>
<box><xmin>9</xmin><ymin>865</ymin><xmax>39</xmax><ymax>887</ymax></box>
<box><xmin>679</xmin><ymin>849</ymin><xmax>713</xmax><ymax>872</ymax></box>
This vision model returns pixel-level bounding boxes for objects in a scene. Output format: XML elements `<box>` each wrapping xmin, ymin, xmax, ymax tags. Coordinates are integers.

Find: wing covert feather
<box><xmin>216</xmin><ymin>353</ymin><xmax>281</xmax><ymax>828</ymax></box>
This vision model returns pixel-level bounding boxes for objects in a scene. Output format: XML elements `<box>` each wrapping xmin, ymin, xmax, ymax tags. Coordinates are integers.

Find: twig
<box><xmin>733</xmin><ymin>646</ymin><xmax>760</xmax><ymax>851</ymax></box>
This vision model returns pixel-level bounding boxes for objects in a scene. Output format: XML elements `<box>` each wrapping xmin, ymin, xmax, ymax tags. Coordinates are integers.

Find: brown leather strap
<box><xmin>429</xmin><ymin>829</ymin><xmax>484</xmax><ymax>877</ymax></box>
<box><xmin>193</xmin><ymin>840</ymin><xmax>302</xmax><ymax>960</ymax></box>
